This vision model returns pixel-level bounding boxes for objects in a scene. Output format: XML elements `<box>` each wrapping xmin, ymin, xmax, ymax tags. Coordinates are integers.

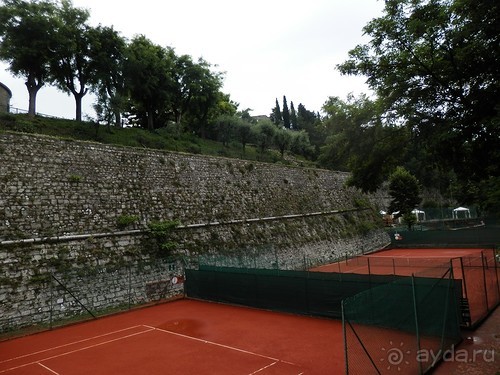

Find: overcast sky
<box><xmin>0</xmin><ymin>0</ymin><xmax>384</xmax><ymax>120</ymax></box>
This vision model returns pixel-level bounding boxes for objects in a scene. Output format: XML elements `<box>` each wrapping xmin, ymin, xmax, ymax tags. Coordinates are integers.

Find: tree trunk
<box><xmin>71</xmin><ymin>86</ymin><xmax>88</xmax><ymax>122</ymax></box>
<box><xmin>147</xmin><ymin>108</ymin><xmax>154</xmax><ymax>130</ymax></box>
<box><xmin>25</xmin><ymin>75</ymin><xmax>43</xmax><ymax>117</ymax></box>
<box><xmin>27</xmin><ymin>89</ymin><xmax>37</xmax><ymax>118</ymax></box>
<box><xmin>114</xmin><ymin>110</ymin><xmax>122</xmax><ymax>128</ymax></box>
<box><xmin>75</xmin><ymin>95</ymin><xmax>82</xmax><ymax>122</ymax></box>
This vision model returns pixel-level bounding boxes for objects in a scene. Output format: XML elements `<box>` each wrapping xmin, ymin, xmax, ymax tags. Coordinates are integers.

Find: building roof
<box><xmin>0</xmin><ymin>82</ymin><xmax>13</xmax><ymax>98</ymax></box>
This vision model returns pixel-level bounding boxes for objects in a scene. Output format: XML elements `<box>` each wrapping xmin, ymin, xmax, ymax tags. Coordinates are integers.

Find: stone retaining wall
<box><xmin>0</xmin><ymin>132</ymin><xmax>389</xmax><ymax>332</ymax></box>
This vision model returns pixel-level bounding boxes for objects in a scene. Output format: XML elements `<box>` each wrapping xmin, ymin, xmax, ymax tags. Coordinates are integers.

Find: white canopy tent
<box><xmin>452</xmin><ymin>207</ymin><xmax>471</xmax><ymax>219</ymax></box>
<box><xmin>411</xmin><ymin>209</ymin><xmax>426</xmax><ymax>222</ymax></box>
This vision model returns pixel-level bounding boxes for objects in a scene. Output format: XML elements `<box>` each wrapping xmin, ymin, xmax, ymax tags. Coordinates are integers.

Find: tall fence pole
<box><xmin>49</xmin><ymin>275</ymin><xmax>54</xmax><ymax>330</ymax></box>
<box><xmin>128</xmin><ymin>266</ymin><xmax>132</xmax><ymax>310</ymax></box>
<box><xmin>495</xmin><ymin>248</ymin><xmax>500</xmax><ymax>298</ymax></box>
<box><xmin>342</xmin><ymin>301</ymin><xmax>349</xmax><ymax>375</ymax></box>
<box><xmin>436</xmin><ymin>267</ymin><xmax>453</xmax><ymax>367</ymax></box>
<box><xmin>481</xmin><ymin>252</ymin><xmax>489</xmax><ymax>310</ymax></box>
<box><xmin>411</xmin><ymin>275</ymin><xmax>423</xmax><ymax>375</ymax></box>
<box><xmin>458</xmin><ymin>257</ymin><xmax>468</xmax><ymax>301</ymax></box>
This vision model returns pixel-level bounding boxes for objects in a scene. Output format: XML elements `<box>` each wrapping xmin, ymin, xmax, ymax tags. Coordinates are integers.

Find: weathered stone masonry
<box><xmin>0</xmin><ymin>132</ymin><xmax>389</xmax><ymax>331</ymax></box>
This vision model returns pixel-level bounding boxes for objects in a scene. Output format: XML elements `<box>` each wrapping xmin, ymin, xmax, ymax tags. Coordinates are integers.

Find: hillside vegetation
<box><xmin>0</xmin><ymin>113</ymin><xmax>315</xmax><ymax>167</ymax></box>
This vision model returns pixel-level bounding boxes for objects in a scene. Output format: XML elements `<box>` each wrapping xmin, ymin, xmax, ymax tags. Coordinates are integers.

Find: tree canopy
<box><xmin>337</xmin><ymin>0</ymin><xmax>500</xmax><ymax>208</ymax></box>
<box><xmin>0</xmin><ymin>0</ymin><xmax>228</xmax><ymax>127</ymax></box>
<box><xmin>1</xmin><ymin>0</ymin><xmax>498</xmax><ymax>213</ymax></box>
<box><xmin>0</xmin><ymin>0</ymin><xmax>60</xmax><ymax>116</ymax></box>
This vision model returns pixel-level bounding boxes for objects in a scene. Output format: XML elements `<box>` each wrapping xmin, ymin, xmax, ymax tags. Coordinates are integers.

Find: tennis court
<box><xmin>311</xmin><ymin>247</ymin><xmax>499</xmax><ymax>327</ymax></box>
<box><xmin>0</xmin><ymin>299</ymin><xmax>345</xmax><ymax>375</ymax></box>
<box><xmin>1</xmin><ymin>247</ymin><xmax>498</xmax><ymax>374</ymax></box>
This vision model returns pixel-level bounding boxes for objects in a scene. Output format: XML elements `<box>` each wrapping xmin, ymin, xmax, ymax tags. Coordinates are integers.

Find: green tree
<box><xmin>297</xmin><ymin>103</ymin><xmax>323</xmax><ymax>156</ymax></box>
<box><xmin>290</xmin><ymin>101</ymin><xmax>298</xmax><ymax>130</ymax></box>
<box><xmin>237</xmin><ymin>108</ymin><xmax>256</xmax><ymax>124</ymax></box>
<box><xmin>320</xmin><ymin>95</ymin><xmax>372</xmax><ymax>171</ymax></box>
<box><xmin>274</xmin><ymin>128</ymin><xmax>292</xmax><ymax>157</ymax></box>
<box><xmin>214</xmin><ymin>114</ymin><xmax>237</xmax><ymax>147</ymax></box>
<box><xmin>89</xmin><ymin>25</ymin><xmax>127</xmax><ymax>127</ymax></box>
<box><xmin>124</xmin><ymin>35</ymin><xmax>174</xmax><ymax>130</ymax></box>
<box><xmin>0</xmin><ymin>0</ymin><xmax>59</xmax><ymax>117</ymax></box>
<box><xmin>388</xmin><ymin>166</ymin><xmax>421</xmax><ymax>218</ymax></box>
<box><xmin>290</xmin><ymin>130</ymin><xmax>314</xmax><ymax>158</ymax></box>
<box><xmin>170</xmin><ymin>54</ymin><xmax>224</xmax><ymax>133</ymax></box>
<box><xmin>49</xmin><ymin>0</ymin><xmax>95</xmax><ymax>122</ymax></box>
<box><xmin>319</xmin><ymin>95</ymin><xmax>409</xmax><ymax>192</ymax></box>
<box><xmin>270</xmin><ymin>98</ymin><xmax>282</xmax><ymax>125</ymax></box>
<box><xmin>338</xmin><ymin>0</ymin><xmax>500</xmax><ymax>207</ymax></box>
<box><xmin>282</xmin><ymin>95</ymin><xmax>290</xmax><ymax>129</ymax></box>
<box><xmin>180</xmin><ymin>58</ymin><xmax>224</xmax><ymax>138</ymax></box>
<box><xmin>234</xmin><ymin>119</ymin><xmax>253</xmax><ymax>152</ymax></box>
<box><xmin>253</xmin><ymin>119</ymin><xmax>276</xmax><ymax>155</ymax></box>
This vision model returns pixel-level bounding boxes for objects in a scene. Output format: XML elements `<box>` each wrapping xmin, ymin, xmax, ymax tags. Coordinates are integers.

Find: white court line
<box><xmin>0</xmin><ymin>327</ymin><xmax>155</xmax><ymax>374</ymax></box>
<box><xmin>0</xmin><ymin>325</ymin><xmax>147</xmax><ymax>365</ymax></box>
<box><xmin>38</xmin><ymin>363</ymin><xmax>61</xmax><ymax>375</ymax></box>
<box><xmin>145</xmin><ymin>325</ymin><xmax>299</xmax><ymax>367</ymax></box>
<box><xmin>341</xmin><ymin>265</ymin><xmax>368</xmax><ymax>273</ymax></box>
<box><xmin>248</xmin><ymin>360</ymin><xmax>278</xmax><ymax>374</ymax></box>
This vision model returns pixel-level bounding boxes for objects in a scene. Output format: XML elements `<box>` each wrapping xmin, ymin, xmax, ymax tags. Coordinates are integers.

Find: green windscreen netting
<box><xmin>185</xmin><ymin>267</ymin><xmax>402</xmax><ymax>318</ymax></box>
<box><xmin>343</xmin><ymin>266</ymin><xmax>463</xmax><ymax>375</ymax></box>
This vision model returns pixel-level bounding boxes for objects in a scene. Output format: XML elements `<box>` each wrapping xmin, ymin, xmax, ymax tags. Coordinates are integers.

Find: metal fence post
<box><xmin>342</xmin><ymin>301</ymin><xmax>349</xmax><ymax>375</ymax></box>
<box><xmin>411</xmin><ymin>275</ymin><xmax>423</xmax><ymax>375</ymax></box>
<box><xmin>128</xmin><ymin>265</ymin><xmax>132</xmax><ymax>310</ymax></box>
<box><xmin>49</xmin><ymin>273</ymin><xmax>54</xmax><ymax>330</ymax></box>
<box><xmin>481</xmin><ymin>251</ymin><xmax>489</xmax><ymax>311</ymax></box>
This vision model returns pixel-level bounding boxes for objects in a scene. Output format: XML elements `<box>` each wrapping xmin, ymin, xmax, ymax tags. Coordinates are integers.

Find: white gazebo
<box><xmin>411</xmin><ymin>209</ymin><xmax>426</xmax><ymax>222</ymax></box>
<box><xmin>452</xmin><ymin>207</ymin><xmax>471</xmax><ymax>219</ymax></box>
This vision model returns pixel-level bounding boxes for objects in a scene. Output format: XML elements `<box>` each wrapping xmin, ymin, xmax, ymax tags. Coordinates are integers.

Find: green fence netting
<box><xmin>388</xmin><ymin>219</ymin><xmax>499</xmax><ymax>246</ymax></box>
<box><xmin>193</xmin><ymin>245</ymin><xmax>376</xmax><ymax>272</ymax></box>
<box><xmin>342</xmin><ymin>264</ymin><xmax>463</xmax><ymax>375</ymax></box>
<box><xmin>185</xmin><ymin>267</ymin><xmax>402</xmax><ymax>318</ymax></box>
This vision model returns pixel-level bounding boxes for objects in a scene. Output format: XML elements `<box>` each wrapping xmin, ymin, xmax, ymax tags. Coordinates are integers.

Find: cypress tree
<box><xmin>282</xmin><ymin>95</ymin><xmax>290</xmax><ymax>129</ymax></box>
<box><xmin>290</xmin><ymin>101</ymin><xmax>298</xmax><ymax>130</ymax></box>
<box><xmin>270</xmin><ymin>98</ymin><xmax>282</xmax><ymax>125</ymax></box>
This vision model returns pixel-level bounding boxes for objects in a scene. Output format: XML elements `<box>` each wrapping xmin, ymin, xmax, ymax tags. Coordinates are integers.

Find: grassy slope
<box><xmin>0</xmin><ymin>113</ymin><xmax>315</xmax><ymax>167</ymax></box>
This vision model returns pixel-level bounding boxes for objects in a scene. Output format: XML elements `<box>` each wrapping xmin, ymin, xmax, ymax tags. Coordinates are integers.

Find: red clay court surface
<box><xmin>311</xmin><ymin>247</ymin><xmax>500</xmax><ymax>325</ymax></box>
<box><xmin>0</xmin><ymin>299</ymin><xmax>345</xmax><ymax>375</ymax></box>
<box><xmin>1</xmin><ymin>248</ymin><xmax>498</xmax><ymax>375</ymax></box>
<box><xmin>311</xmin><ymin>247</ymin><xmax>495</xmax><ymax>276</ymax></box>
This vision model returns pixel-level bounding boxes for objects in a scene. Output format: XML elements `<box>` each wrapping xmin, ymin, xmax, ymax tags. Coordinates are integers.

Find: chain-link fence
<box><xmin>342</xmin><ymin>264</ymin><xmax>463</xmax><ymax>374</ymax></box>
<box><xmin>0</xmin><ymin>258</ymin><xmax>184</xmax><ymax>335</ymax></box>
